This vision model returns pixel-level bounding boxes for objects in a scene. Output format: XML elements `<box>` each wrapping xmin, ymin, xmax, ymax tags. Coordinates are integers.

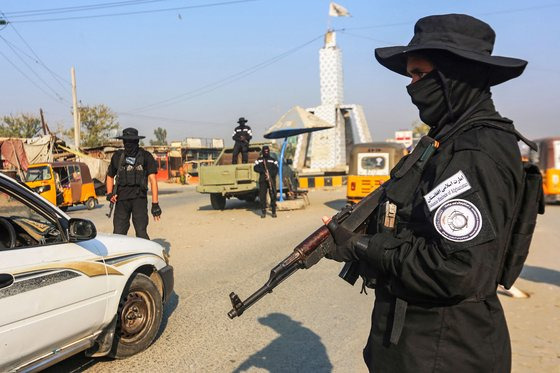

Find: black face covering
<box><xmin>124</xmin><ymin>140</ymin><xmax>140</xmax><ymax>157</ymax></box>
<box><xmin>406</xmin><ymin>52</ymin><xmax>509</xmax><ymax>140</ymax></box>
<box><xmin>407</xmin><ymin>70</ymin><xmax>448</xmax><ymax>127</ymax></box>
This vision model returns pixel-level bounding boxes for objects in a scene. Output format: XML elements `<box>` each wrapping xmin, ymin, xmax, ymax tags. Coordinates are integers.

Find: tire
<box><xmin>210</xmin><ymin>193</ymin><xmax>226</xmax><ymax>210</ymax></box>
<box><xmin>59</xmin><ymin>206</ymin><xmax>68</xmax><ymax>212</ymax></box>
<box><xmin>86</xmin><ymin>197</ymin><xmax>96</xmax><ymax>210</ymax></box>
<box><xmin>110</xmin><ymin>273</ymin><xmax>163</xmax><ymax>359</ymax></box>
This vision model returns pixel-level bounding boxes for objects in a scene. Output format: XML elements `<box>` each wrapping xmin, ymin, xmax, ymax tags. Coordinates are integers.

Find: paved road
<box><xmin>47</xmin><ymin>185</ymin><xmax>559</xmax><ymax>372</ymax></box>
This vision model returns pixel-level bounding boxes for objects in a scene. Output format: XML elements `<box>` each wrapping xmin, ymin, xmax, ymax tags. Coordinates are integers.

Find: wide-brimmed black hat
<box><xmin>115</xmin><ymin>127</ymin><xmax>145</xmax><ymax>140</ymax></box>
<box><xmin>375</xmin><ymin>14</ymin><xmax>527</xmax><ymax>85</ymax></box>
<box><xmin>237</xmin><ymin>117</ymin><xmax>248</xmax><ymax>124</ymax></box>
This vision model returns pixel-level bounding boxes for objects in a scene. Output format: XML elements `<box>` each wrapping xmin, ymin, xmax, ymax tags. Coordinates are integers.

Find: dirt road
<box><xmin>48</xmin><ymin>184</ymin><xmax>559</xmax><ymax>372</ymax></box>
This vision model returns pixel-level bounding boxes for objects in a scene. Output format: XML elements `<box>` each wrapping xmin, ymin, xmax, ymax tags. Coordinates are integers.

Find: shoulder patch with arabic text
<box><xmin>424</xmin><ymin>170</ymin><xmax>471</xmax><ymax>212</ymax></box>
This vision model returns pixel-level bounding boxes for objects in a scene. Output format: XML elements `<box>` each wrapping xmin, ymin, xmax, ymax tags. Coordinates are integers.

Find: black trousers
<box><xmin>259</xmin><ymin>179</ymin><xmax>276</xmax><ymax>213</ymax></box>
<box><xmin>113</xmin><ymin>198</ymin><xmax>149</xmax><ymax>239</ymax></box>
<box><xmin>232</xmin><ymin>142</ymin><xmax>249</xmax><ymax>164</ymax></box>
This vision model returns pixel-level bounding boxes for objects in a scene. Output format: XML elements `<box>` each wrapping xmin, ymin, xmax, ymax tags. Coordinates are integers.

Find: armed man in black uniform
<box><xmin>324</xmin><ymin>14</ymin><xmax>534</xmax><ymax>373</ymax></box>
<box><xmin>106</xmin><ymin>127</ymin><xmax>161</xmax><ymax>239</ymax></box>
<box><xmin>253</xmin><ymin>145</ymin><xmax>278</xmax><ymax>218</ymax></box>
<box><xmin>232</xmin><ymin>117</ymin><xmax>252</xmax><ymax>164</ymax></box>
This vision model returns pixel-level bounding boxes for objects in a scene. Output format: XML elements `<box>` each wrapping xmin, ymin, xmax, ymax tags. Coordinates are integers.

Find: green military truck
<box><xmin>196</xmin><ymin>143</ymin><xmax>297</xmax><ymax>210</ymax></box>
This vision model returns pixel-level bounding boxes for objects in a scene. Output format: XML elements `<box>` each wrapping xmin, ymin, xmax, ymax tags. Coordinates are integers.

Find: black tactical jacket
<box><xmin>362</xmin><ymin>124</ymin><xmax>523</xmax><ymax>373</ymax></box>
<box><xmin>232</xmin><ymin>125</ymin><xmax>252</xmax><ymax>143</ymax></box>
<box><xmin>253</xmin><ymin>156</ymin><xmax>278</xmax><ymax>183</ymax></box>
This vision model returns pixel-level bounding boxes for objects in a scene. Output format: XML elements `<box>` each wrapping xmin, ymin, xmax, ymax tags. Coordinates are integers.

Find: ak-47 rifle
<box><xmin>227</xmin><ymin>136</ymin><xmax>439</xmax><ymax>319</ymax></box>
<box><xmin>106</xmin><ymin>174</ymin><xmax>119</xmax><ymax>219</ymax></box>
<box><xmin>262</xmin><ymin>157</ymin><xmax>276</xmax><ymax>200</ymax></box>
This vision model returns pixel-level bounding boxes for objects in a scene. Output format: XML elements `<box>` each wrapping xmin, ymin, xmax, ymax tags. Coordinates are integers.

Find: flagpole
<box><xmin>327</xmin><ymin>1</ymin><xmax>332</xmax><ymax>31</ymax></box>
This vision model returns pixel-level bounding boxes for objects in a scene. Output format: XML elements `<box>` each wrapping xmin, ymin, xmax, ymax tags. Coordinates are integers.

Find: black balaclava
<box><xmin>124</xmin><ymin>139</ymin><xmax>140</xmax><ymax>157</ymax></box>
<box><xmin>406</xmin><ymin>51</ymin><xmax>511</xmax><ymax>141</ymax></box>
<box><xmin>262</xmin><ymin>146</ymin><xmax>270</xmax><ymax>158</ymax></box>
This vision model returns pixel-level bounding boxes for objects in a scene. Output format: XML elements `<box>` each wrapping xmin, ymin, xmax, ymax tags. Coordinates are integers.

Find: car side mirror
<box><xmin>68</xmin><ymin>218</ymin><xmax>97</xmax><ymax>241</ymax></box>
<box><xmin>286</xmin><ymin>159</ymin><xmax>293</xmax><ymax>165</ymax></box>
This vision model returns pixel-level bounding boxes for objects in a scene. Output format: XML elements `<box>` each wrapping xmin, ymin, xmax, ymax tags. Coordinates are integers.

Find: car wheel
<box><xmin>210</xmin><ymin>193</ymin><xmax>226</xmax><ymax>210</ymax></box>
<box><xmin>110</xmin><ymin>273</ymin><xmax>163</xmax><ymax>359</ymax></box>
<box><xmin>86</xmin><ymin>197</ymin><xmax>96</xmax><ymax>210</ymax></box>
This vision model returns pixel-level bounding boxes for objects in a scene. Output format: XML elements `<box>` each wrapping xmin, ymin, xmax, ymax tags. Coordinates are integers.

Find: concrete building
<box><xmin>292</xmin><ymin>30</ymin><xmax>372</xmax><ymax>174</ymax></box>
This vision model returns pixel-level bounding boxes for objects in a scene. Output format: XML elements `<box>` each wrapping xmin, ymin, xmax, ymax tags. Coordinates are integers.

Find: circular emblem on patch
<box><xmin>433</xmin><ymin>199</ymin><xmax>482</xmax><ymax>242</ymax></box>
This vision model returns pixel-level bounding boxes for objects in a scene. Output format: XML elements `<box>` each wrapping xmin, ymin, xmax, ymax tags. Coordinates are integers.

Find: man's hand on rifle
<box><xmin>322</xmin><ymin>216</ymin><xmax>370</xmax><ymax>262</ymax></box>
<box><xmin>106</xmin><ymin>192</ymin><xmax>117</xmax><ymax>204</ymax></box>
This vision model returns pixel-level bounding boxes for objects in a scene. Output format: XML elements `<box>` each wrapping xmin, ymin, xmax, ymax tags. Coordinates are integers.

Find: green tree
<box><xmin>0</xmin><ymin>113</ymin><xmax>42</xmax><ymax>138</ymax></box>
<box><xmin>412</xmin><ymin>121</ymin><xmax>430</xmax><ymax>137</ymax></box>
<box><xmin>150</xmin><ymin>127</ymin><xmax>168</xmax><ymax>146</ymax></box>
<box><xmin>66</xmin><ymin>104</ymin><xmax>119</xmax><ymax>148</ymax></box>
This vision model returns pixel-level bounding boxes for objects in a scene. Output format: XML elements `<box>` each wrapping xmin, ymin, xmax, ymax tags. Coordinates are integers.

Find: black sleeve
<box><xmin>232</xmin><ymin>126</ymin><xmax>241</xmax><ymax>141</ymax></box>
<box><xmin>253</xmin><ymin>158</ymin><xmax>263</xmax><ymax>173</ymax></box>
<box><xmin>144</xmin><ymin>151</ymin><xmax>158</xmax><ymax>176</ymax></box>
<box><xmin>107</xmin><ymin>152</ymin><xmax>120</xmax><ymax>178</ymax></box>
<box><xmin>269</xmin><ymin>159</ymin><xmax>279</xmax><ymax>177</ymax></box>
<box><xmin>363</xmin><ymin>148</ymin><xmax>519</xmax><ymax>302</ymax></box>
<box><xmin>246</xmin><ymin>126</ymin><xmax>252</xmax><ymax>141</ymax></box>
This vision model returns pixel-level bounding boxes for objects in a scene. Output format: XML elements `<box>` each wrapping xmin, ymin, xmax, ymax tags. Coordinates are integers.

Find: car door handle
<box><xmin>0</xmin><ymin>273</ymin><xmax>14</xmax><ymax>289</ymax></box>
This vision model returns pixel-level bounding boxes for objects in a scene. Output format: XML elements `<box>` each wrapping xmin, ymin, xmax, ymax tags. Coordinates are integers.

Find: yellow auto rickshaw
<box><xmin>25</xmin><ymin>162</ymin><xmax>98</xmax><ymax>210</ymax></box>
<box><xmin>529</xmin><ymin>137</ymin><xmax>560</xmax><ymax>203</ymax></box>
<box><xmin>347</xmin><ymin>142</ymin><xmax>407</xmax><ymax>203</ymax></box>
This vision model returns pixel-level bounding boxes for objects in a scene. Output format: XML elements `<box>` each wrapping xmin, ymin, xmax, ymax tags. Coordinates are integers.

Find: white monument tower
<box><xmin>291</xmin><ymin>30</ymin><xmax>372</xmax><ymax>173</ymax></box>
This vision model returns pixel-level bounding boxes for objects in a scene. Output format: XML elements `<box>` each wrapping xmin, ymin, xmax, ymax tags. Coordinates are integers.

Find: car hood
<box><xmin>79</xmin><ymin>233</ymin><xmax>166</xmax><ymax>261</ymax></box>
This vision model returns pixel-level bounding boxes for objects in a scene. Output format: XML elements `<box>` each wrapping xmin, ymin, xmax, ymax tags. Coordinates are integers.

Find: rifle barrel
<box><xmin>227</xmin><ymin>225</ymin><xmax>331</xmax><ymax>319</ymax></box>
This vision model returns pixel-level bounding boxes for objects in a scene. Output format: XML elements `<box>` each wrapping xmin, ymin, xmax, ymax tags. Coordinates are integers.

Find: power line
<box><xmin>8</xmin><ymin>0</ymin><xmax>263</xmax><ymax>24</ymax></box>
<box><xmin>1</xmin><ymin>36</ymin><xmax>70</xmax><ymax>104</ymax></box>
<box><xmin>132</xmin><ymin>34</ymin><xmax>323</xmax><ymax>112</ymax></box>
<box><xmin>0</xmin><ymin>50</ymin><xmax>67</xmax><ymax>106</ymax></box>
<box><xmin>337</xmin><ymin>30</ymin><xmax>395</xmax><ymax>45</ymax></box>
<box><xmin>341</xmin><ymin>3</ymin><xmax>560</xmax><ymax>32</ymax></box>
<box><xmin>2</xmin><ymin>27</ymin><xmax>71</xmax><ymax>93</ymax></box>
<box><xmin>3</xmin><ymin>0</ymin><xmax>172</xmax><ymax>18</ymax></box>
<box><xmin>117</xmin><ymin>111</ymin><xmax>227</xmax><ymax>126</ymax></box>
<box><xmin>0</xmin><ymin>35</ymin><xmax>70</xmax><ymax>89</ymax></box>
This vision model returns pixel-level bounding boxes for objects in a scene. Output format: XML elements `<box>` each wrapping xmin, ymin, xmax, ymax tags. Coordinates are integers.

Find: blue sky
<box><xmin>1</xmin><ymin>0</ymin><xmax>559</xmax><ymax>144</ymax></box>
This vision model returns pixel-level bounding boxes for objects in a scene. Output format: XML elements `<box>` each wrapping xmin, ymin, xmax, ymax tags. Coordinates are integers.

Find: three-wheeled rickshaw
<box><xmin>346</xmin><ymin>142</ymin><xmax>407</xmax><ymax>204</ymax></box>
<box><xmin>25</xmin><ymin>162</ymin><xmax>98</xmax><ymax>210</ymax></box>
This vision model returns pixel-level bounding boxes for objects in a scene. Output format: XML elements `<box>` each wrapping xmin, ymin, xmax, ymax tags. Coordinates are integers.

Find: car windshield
<box><xmin>0</xmin><ymin>187</ymin><xmax>62</xmax><ymax>248</ymax></box>
<box><xmin>25</xmin><ymin>166</ymin><xmax>51</xmax><ymax>182</ymax></box>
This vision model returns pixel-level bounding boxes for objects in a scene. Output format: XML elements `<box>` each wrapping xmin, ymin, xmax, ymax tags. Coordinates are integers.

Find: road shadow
<box><xmin>155</xmin><ymin>290</ymin><xmax>180</xmax><ymax>342</ymax></box>
<box><xmin>232</xmin><ymin>313</ymin><xmax>333</xmax><ymax>373</ymax></box>
<box><xmin>153</xmin><ymin>237</ymin><xmax>171</xmax><ymax>257</ymax></box>
<box><xmin>150</xmin><ymin>189</ymin><xmax>180</xmax><ymax>196</ymax></box>
<box><xmin>65</xmin><ymin>202</ymin><xmax>105</xmax><ymax>213</ymax></box>
<box><xmin>520</xmin><ymin>265</ymin><xmax>560</xmax><ymax>287</ymax></box>
<box><xmin>324</xmin><ymin>198</ymin><xmax>347</xmax><ymax>211</ymax></box>
<box><xmin>198</xmin><ymin>199</ymin><xmax>263</xmax><ymax>217</ymax></box>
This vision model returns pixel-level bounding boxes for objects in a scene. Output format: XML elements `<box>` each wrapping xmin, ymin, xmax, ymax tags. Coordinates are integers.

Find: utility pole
<box><xmin>39</xmin><ymin>108</ymin><xmax>49</xmax><ymax>135</ymax></box>
<box><xmin>71</xmin><ymin>67</ymin><xmax>80</xmax><ymax>149</ymax></box>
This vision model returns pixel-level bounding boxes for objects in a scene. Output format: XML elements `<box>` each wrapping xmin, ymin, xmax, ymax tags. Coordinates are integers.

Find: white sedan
<box><xmin>0</xmin><ymin>172</ymin><xmax>174</xmax><ymax>372</ymax></box>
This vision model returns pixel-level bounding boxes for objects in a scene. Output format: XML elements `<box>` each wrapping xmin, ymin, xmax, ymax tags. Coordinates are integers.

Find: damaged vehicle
<box><xmin>0</xmin><ymin>173</ymin><xmax>174</xmax><ymax>372</ymax></box>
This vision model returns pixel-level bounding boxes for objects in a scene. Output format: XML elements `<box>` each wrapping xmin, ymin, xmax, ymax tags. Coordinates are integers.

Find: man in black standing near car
<box><xmin>254</xmin><ymin>145</ymin><xmax>278</xmax><ymax>218</ymax></box>
<box><xmin>106</xmin><ymin>127</ymin><xmax>161</xmax><ymax>239</ymax></box>
<box><xmin>324</xmin><ymin>14</ymin><xmax>534</xmax><ymax>372</ymax></box>
<box><xmin>232</xmin><ymin>117</ymin><xmax>252</xmax><ymax>164</ymax></box>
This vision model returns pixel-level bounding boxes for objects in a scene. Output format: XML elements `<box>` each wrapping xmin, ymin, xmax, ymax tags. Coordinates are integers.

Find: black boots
<box><xmin>261</xmin><ymin>210</ymin><xmax>266</xmax><ymax>218</ymax></box>
<box><xmin>271</xmin><ymin>210</ymin><xmax>277</xmax><ymax>218</ymax></box>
